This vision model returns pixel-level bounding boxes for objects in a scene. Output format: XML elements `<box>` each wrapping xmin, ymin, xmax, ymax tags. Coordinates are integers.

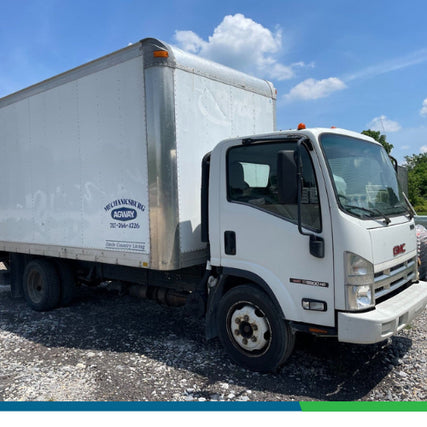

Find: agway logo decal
<box><xmin>105</xmin><ymin>199</ymin><xmax>145</xmax><ymax>215</ymax></box>
<box><xmin>111</xmin><ymin>207</ymin><xmax>137</xmax><ymax>221</ymax></box>
<box><xmin>104</xmin><ymin>198</ymin><xmax>145</xmax><ymax>228</ymax></box>
<box><xmin>104</xmin><ymin>199</ymin><xmax>147</xmax><ymax>253</ymax></box>
<box><xmin>393</xmin><ymin>243</ymin><xmax>406</xmax><ymax>257</ymax></box>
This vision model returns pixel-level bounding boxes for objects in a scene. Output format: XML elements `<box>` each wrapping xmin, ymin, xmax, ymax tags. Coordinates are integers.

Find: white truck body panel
<box><xmin>0</xmin><ymin>38</ymin><xmax>276</xmax><ymax>270</ymax></box>
<box><xmin>174</xmin><ymin>66</ymin><xmax>274</xmax><ymax>255</ymax></box>
<box><xmin>0</xmin><ymin>54</ymin><xmax>150</xmax><ymax>266</ymax></box>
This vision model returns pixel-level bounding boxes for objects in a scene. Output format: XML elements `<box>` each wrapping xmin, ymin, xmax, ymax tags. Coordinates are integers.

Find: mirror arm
<box><xmin>296</xmin><ymin>138</ymin><xmax>311</xmax><ymax>237</ymax></box>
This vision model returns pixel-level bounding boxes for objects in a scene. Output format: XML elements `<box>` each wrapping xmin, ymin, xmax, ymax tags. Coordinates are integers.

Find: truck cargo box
<box><xmin>0</xmin><ymin>38</ymin><xmax>276</xmax><ymax>270</ymax></box>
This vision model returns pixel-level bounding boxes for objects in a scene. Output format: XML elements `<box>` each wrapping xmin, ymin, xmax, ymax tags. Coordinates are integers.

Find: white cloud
<box><xmin>174</xmin><ymin>14</ymin><xmax>300</xmax><ymax>81</ymax></box>
<box><xmin>174</xmin><ymin>31</ymin><xmax>205</xmax><ymax>54</ymax></box>
<box><xmin>420</xmin><ymin>98</ymin><xmax>427</xmax><ymax>117</ymax></box>
<box><xmin>367</xmin><ymin>115</ymin><xmax>402</xmax><ymax>132</ymax></box>
<box><xmin>421</xmin><ymin>145</ymin><xmax>427</xmax><ymax>153</ymax></box>
<box><xmin>284</xmin><ymin>77</ymin><xmax>346</xmax><ymax>101</ymax></box>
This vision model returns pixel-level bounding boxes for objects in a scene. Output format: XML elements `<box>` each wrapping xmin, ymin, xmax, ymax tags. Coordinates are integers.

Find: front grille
<box><xmin>373</xmin><ymin>257</ymin><xmax>417</xmax><ymax>300</ymax></box>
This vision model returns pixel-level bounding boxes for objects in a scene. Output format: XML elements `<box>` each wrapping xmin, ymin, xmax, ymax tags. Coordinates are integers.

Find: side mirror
<box><xmin>277</xmin><ymin>147</ymin><xmax>325</xmax><ymax>259</ymax></box>
<box><xmin>277</xmin><ymin>150</ymin><xmax>298</xmax><ymax>204</ymax></box>
<box><xmin>389</xmin><ymin>155</ymin><xmax>398</xmax><ymax>173</ymax></box>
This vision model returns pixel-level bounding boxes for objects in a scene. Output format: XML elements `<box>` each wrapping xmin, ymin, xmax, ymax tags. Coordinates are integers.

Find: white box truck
<box><xmin>1</xmin><ymin>38</ymin><xmax>426</xmax><ymax>372</ymax></box>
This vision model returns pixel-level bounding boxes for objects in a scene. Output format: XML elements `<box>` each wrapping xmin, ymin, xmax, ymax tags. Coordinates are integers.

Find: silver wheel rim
<box><xmin>228</xmin><ymin>303</ymin><xmax>271</xmax><ymax>354</ymax></box>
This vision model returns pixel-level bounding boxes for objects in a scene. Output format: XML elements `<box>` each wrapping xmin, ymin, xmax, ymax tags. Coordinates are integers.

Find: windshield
<box><xmin>320</xmin><ymin>133</ymin><xmax>407</xmax><ymax>220</ymax></box>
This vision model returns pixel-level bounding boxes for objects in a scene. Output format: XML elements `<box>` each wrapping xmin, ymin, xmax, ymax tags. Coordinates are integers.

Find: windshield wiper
<box><xmin>401</xmin><ymin>192</ymin><xmax>416</xmax><ymax>219</ymax></box>
<box><xmin>370</xmin><ymin>207</ymin><xmax>391</xmax><ymax>225</ymax></box>
<box><xmin>343</xmin><ymin>205</ymin><xmax>391</xmax><ymax>224</ymax></box>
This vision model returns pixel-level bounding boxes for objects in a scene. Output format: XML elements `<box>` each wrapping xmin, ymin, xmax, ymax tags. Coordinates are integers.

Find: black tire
<box><xmin>55</xmin><ymin>261</ymin><xmax>76</xmax><ymax>307</ymax></box>
<box><xmin>22</xmin><ymin>259</ymin><xmax>61</xmax><ymax>311</ymax></box>
<box><xmin>217</xmin><ymin>284</ymin><xmax>295</xmax><ymax>373</ymax></box>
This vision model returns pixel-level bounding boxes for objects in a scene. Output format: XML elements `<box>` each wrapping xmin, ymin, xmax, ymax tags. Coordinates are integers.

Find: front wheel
<box><xmin>217</xmin><ymin>284</ymin><xmax>295</xmax><ymax>372</ymax></box>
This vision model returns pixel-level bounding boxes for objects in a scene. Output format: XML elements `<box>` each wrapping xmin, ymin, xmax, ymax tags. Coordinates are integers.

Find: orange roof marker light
<box><xmin>153</xmin><ymin>50</ymin><xmax>169</xmax><ymax>58</ymax></box>
<box><xmin>331</xmin><ymin>126</ymin><xmax>337</xmax><ymax>129</ymax></box>
<box><xmin>297</xmin><ymin>123</ymin><xmax>306</xmax><ymax>130</ymax></box>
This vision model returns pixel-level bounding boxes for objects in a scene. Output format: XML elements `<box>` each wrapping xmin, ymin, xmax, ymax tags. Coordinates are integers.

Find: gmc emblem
<box><xmin>393</xmin><ymin>244</ymin><xmax>406</xmax><ymax>256</ymax></box>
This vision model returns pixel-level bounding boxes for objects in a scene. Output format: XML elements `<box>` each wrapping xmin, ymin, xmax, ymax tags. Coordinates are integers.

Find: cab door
<box><xmin>217</xmin><ymin>138</ymin><xmax>335</xmax><ymax>327</ymax></box>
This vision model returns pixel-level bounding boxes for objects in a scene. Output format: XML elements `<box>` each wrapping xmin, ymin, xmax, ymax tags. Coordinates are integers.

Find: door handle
<box><xmin>224</xmin><ymin>231</ymin><xmax>236</xmax><ymax>255</ymax></box>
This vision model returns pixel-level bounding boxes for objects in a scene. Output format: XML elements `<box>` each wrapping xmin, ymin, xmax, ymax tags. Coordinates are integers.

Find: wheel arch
<box><xmin>205</xmin><ymin>267</ymin><xmax>286</xmax><ymax>340</ymax></box>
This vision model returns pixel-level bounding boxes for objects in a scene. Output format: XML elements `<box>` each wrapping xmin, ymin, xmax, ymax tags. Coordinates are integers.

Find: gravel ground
<box><xmin>0</xmin><ymin>279</ymin><xmax>426</xmax><ymax>403</ymax></box>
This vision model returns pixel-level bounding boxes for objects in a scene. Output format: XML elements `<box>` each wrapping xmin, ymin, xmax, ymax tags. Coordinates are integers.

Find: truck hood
<box><xmin>369</xmin><ymin>220</ymin><xmax>417</xmax><ymax>268</ymax></box>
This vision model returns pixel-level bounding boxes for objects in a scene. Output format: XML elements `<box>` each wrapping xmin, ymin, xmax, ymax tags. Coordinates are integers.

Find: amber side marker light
<box><xmin>153</xmin><ymin>50</ymin><xmax>169</xmax><ymax>58</ymax></box>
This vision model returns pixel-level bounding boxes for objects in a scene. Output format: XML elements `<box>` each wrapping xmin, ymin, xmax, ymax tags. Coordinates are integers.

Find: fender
<box><xmin>205</xmin><ymin>267</ymin><xmax>286</xmax><ymax>340</ymax></box>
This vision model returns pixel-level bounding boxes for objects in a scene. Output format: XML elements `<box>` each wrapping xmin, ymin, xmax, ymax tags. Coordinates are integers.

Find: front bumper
<box><xmin>337</xmin><ymin>281</ymin><xmax>427</xmax><ymax>344</ymax></box>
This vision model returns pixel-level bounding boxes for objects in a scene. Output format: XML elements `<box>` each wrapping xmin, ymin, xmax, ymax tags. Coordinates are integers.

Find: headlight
<box><xmin>344</xmin><ymin>252</ymin><xmax>374</xmax><ymax>310</ymax></box>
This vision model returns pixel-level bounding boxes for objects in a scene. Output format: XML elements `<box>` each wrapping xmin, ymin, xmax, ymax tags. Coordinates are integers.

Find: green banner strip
<box><xmin>300</xmin><ymin>401</ymin><xmax>427</xmax><ymax>412</ymax></box>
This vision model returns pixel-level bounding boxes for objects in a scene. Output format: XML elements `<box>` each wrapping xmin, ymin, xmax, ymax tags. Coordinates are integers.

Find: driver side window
<box><xmin>227</xmin><ymin>142</ymin><xmax>321</xmax><ymax>232</ymax></box>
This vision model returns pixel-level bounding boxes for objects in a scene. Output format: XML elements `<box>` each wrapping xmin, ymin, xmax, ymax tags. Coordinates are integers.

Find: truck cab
<box><xmin>204</xmin><ymin>127</ymin><xmax>427</xmax><ymax>372</ymax></box>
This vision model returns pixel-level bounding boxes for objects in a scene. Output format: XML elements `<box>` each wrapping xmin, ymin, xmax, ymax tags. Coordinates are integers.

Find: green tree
<box><xmin>404</xmin><ymin>152</ymin><xmax>427</xmax><ymax>212</ymax></box>
<box><xmin>361</xmin><ymin>129</ymin><xmax>394</xmax><ymax>154</ymax></box>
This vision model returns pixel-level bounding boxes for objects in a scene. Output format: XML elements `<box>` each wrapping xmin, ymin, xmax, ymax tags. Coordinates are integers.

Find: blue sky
<box><xmin>1</xmin><ymin>0</ymin><xmax>427</xmax><ymax>163</ymax></box>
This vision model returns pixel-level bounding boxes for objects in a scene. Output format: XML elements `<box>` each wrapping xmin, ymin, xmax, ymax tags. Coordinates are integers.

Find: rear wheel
<box><xmin>217</xmin><ymin>284</ymin><xmax>295</xmax><ymax>372</ymax></box>
<box><xmin>55</xmin><ymin>260</ymin><xmax>76</xmax><ymax>307</ymax></box>
<box><xmin>22</xmin><ymin>259</ymin><xmax>61</xmax><ymax>311</ymax></box>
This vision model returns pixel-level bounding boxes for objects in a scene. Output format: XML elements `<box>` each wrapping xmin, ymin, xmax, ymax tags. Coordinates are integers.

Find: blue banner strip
<box><xmin>0</xmin><ymin>401</ymin><xmax>302</xmax><ymax>412</ymax></box>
